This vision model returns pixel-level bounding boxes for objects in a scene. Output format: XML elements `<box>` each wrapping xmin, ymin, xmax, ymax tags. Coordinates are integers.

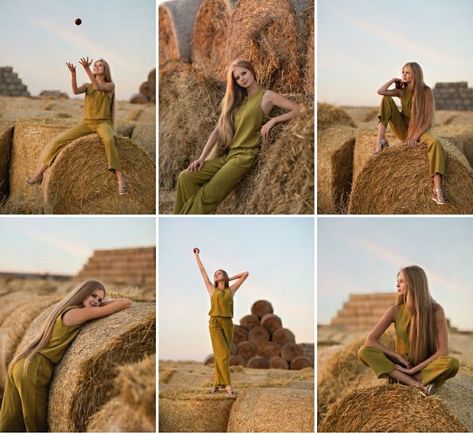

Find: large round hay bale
<box><xmin>290</xmin><ymin>356</ymin><xmax>311</xmax><ymax>370</ymax></box>
<box><xmin>191</xmin><ymin>0</ymin><xmax>237</xmax><ymax>80</ymax></box>
<box><xmin>281</xmin><ymin>342</ymin><xmax>303</xmax><ymax>362</ymax></box>
<box><xmin>269</xmin><ymin>355</ymin><xmax>289</xmax><ymax>369</ymax></box>
<box><xmin>230</xmin><ymin>355</ymin><xmax>246</xmax><ymax>366</ymax></box>
<box><xmin>348</xmin><ymin>139</ymin><xmax>473</xmax><ymax>214</ymax></box>
<box><xmin>258</xmin><ymin>341</ymin><xmax>281</xmax><ymax>360</ymax></box>
<box><xmin>204</xmin><ymin>354</ymin><xmax>214</xmax><ymax>365</ymax></box>
<box><xmin>318</xmin><ymin>384</ymin><xmax>466</xmax><ymax>432</ymax></box>
<box><xmin>129</xmin><ymin>93</ymin><xmax>148</xmax><ymax>104</ymax></box>
<box><xmin>228</xmin><ymin>387</ymin><xmax>314</xmax><ymax>432</ymax></box>
<box><xmin>433</xmin><ymin>125</ymin><xmax>473</xmax><ymax>168</ymax></box>
<box><xmin>303</xmin><ymin>6</ymin><xmax>314</xmax><ymax>96</ymax></box>
<box><xmin>318</xmin><ymin>103</ymin><xmax>356</xmax><ymax>132</ymax></box>
<box><xmin>239</xmin><ymin>314</ymin><xmax>260</xmax><ymax>331</ymax></box>
<box><xmin>0</xmin><ymin>124</ymin><xmax>14</xmax><ymax>202</ymax></box>
<box><xmin>231</xmin><ymin>342</ymin><xmax>238</xmax><ymax>356</ymax></box>
<box><xmin>159</xmin><ymin>389</ymin><xmax>234</xmax><ymax>432</ymax></box>
<box><xmin>11</xmin><ymin>303</ymin><xmax>156</xmax><ymax>432</ymax></box>
<box><xmin>0</xmin><ymin>292</ymin><xmax>32</xmax><ymax>327</ymax></box>
<box><xmin>248</xmin><ymin>326</ymin><xmax>270</xmax><ymax>345</ymax></box>
<box><xmin>272</xmin><ymin>327</ymin><xmax>295</xmax><ymax>346</ymax></box>
<box><xmin>232</xmin><ymin>325</ymin><xmax>248</xmax><ymax>344</ymax></box>
<box><xmin>237</xmin><ymin>340</ymin><xmax>258</xmax><ymax>361</ymax></box>
<box><xmin>317</xmin><ymin>125</ymin><xmax>356</xmax><ymax>213</ymax></box>
<box><xmin>226</xmin><ymin>0</ymin><xmax>301</xmax><ymax>93</ymax></box>
<box><xmin>247</xmin><ymin>355</ymin><xmax>269</xmax><ymax>369</ymax></box>
<box><xmin>43</xmin><ymin>135</ymin><xmax>155</xmax><ymax>214</ymax></box>
<box><xmin>139</xmin><ymin>81</ymin><xmax>155</xmax><ymax>100</ymax></box>
<box><xmin>131</xmin><ymin>123</ymin><xmax>155</xmax><ymax>160</ymax></box>
<box><xmin>260</xmin><ymin>313</ymin><xmax>282</xmax><ymax>336</ymax></box>
<box><xmin>250</xmin><ymin>300</ymin><xmax>273</xmax><ymax>319</ymax></box>
<box><xmin>159</xmin><ymin>0</ymin><xmax>203</xmax><ymax>64</ymax></box>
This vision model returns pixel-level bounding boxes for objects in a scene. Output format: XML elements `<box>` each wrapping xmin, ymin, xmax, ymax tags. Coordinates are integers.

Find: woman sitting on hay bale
<box><xmin>174</xmin><ymin>59</ymin><xmax>301</xmax><ymax>214</ymax></box>
<box><xmin>193</xmin><ymin>247</ymin><xmax>249</xmax><ymax>396</ymax></box>
<box><xmin>375</xmin><ymin>62</ymin><xmax>447</xmax><ymax>205</ymax></box>
<box><xmin>26</xmin><ymin>57</ymin><xmax>128</xmax><ymax>195</ymax></box>
<box><xmin>0</xmin><ymin>280</ymin><xmax>131</xmax><ymax>432</ymax></box>
<box><xmin>358</xmin><ymin>265</ymin><xmax>459</xmax><ymax>396</ymax></box>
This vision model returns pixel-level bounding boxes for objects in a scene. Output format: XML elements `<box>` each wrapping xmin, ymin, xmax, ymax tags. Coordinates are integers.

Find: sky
<box><xmin>318</xmin><ymin>0</ymin><xmax>473</xmax><ymax>106</ymax></box>
<box><xmin>159</xmin><ymin>217</ymin><xmax>315</xmax><ymax>361</ymax></box>
<box><xmin>0</xmin><ymin>217</ymin><xmax>155</xmax><ymax>275</ymax></box>
<box><xmin>318</xmin><ymin>217</ymin><xmax>473</xmax><ymax>331</ymax></box>
<box><xmin>0</xmin><ymin>0</ymin><xmax>155</xmax><ymax>101</ymax></box>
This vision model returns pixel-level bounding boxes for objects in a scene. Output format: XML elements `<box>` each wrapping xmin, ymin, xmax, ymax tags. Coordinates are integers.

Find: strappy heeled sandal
<box><xmin>25</xmin><ymin>174</ymin><xmax>43</xmax><ymax>185</ymax></box>
<box><xmin>374</xmin><ymin>138</ymin><xmax>389</xmax><ymax>155</ymax></box>
<box><xmin>225</xmin><ymin>386</ymin><xmax>234</xmax><ymax>397</ymax></box>
<box><xmin>118</xmin><ymin>179</ymin><xmax>128</xmax><ymax>195</ymax></box>
<box><xmin>431</xmin><ymin>188</ymin><xmax>446</xmax><ymax>205</ymax></box>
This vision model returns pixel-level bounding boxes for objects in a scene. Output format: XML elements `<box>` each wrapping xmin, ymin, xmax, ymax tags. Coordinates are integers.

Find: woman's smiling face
<box><xmin>82</xmin><ymin>289</ymin><xmax>105</xmax><ymax>307</ymax></box>
<box><xmin>233</xmin><ymin>66</ymin><xmax>255</xmax><ymax>88</ymax></box>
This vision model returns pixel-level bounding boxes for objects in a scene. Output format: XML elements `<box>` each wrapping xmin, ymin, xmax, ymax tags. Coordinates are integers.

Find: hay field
<box><xmin>317</xmin><ymin>104</ymin><xmax>473</xmax><ymax>214</ymax></box>
<box><xmin>0</xmin><ymin>96</ymin><xmax>155</xmax><ymax>214</ymax></box>
<box><xmin>317</xmin><ymin>324</ymin><xmax>473</xmax><ymax>431</ymax></box>
<box><xmin>159</xmin><ymin>360</ymin><xmax>314</xmax><ymax>432</ymax></box>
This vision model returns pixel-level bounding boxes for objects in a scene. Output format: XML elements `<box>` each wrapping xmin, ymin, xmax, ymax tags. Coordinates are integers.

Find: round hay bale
<box><xmin>261</xmin><ymin>313</ymin><xmax>282</xmax><ymax>336</ymax></box>
<box><xmin>290</xmin><ymin>356</ymin><xmax>311</xmax><ymax>370</ymax></box>
<box><xmin>250</xmin><ymin>300</ymin><xmax>273</xmax><ymax>319</ymax></box>
<box><xmin>239</xmin><ymin>313</ymin><xmax>260</xmax><ymax>331</ymax></box>
<box><xmin>269</xmin><ymin>355</ymin><xmax>289</xmax><ymax>369</ymax></box>
<box><xmin>237</xmin><ymin>340</ymin><xmax>258</xmax><ymax>361</ymax></box>
<box><xmin>248</xmin><ymin>326</ymin><xmax>270</xmax><ymax>345</ymax></box>
<box><xmin>159</xmin><ymin>0</ymin><xmax>202</xmax><ymax>64</ymax></box>
<box><xmin>348</xmin><ymin>139</ymin><xmax>473</xmax><ymax>214</ymax></box>
<box><xmin>11</xmin><ymin>303</ymin><xmax>156</xmax><ymax>432</ymax></box>
<box><xmin>318</xmin><ymin>384</ymin><xmax>466</xmax><ymax>432</ymax></box>
<box><xmin>0</xmin><ymin>292</ymin><xmax>32</xmax><ymax>328</ymax></box>
<box><xmin>148</xmin><ymin>68</ymin><xmax>156</xmax><ymax>84</ymax></box>
<box><xmin>139</xmin><ymin>81</ymin><xmax>155</xmax><ymax>100</ymax></box>
<box><xmin>247</xmin><ymin>355</ymin><xmax>269</xmax><ymax>369</ymax></box>
<box><xmin>232</xmin><ymin>325</ymin><xmax>248</xmax><ymax>344</ymax></box>
<box><xmin>226</xmin><ymin>0</ymin><xmax>301</xmax><ymax>93</ymax></box>
<box><xmin>230</xmin><ymin>355</ymin><xmax>246</xmax><ymax>366</ymax></box>
<box><xmin>0</xmin><ymin>124</ymin><xmax>14</xmax><ymax>202</ymax></box>
<box><xmin>43</xmin><ymin>135</ymin><xmax>155</xmax><ymax>214</ymax></box>
<box><xmin>191</xmin><ymin>0</ymin><xmax>237</xmax><ymax>80</ymax></box>
<box><xmin>228</xmin><ymin>387</ymin><xmax>314</xmax><ymax>432</ymax></box>
<box><xmin>303</xmin><ymin>5</ymin><xmax>314</xmax><ymax>96</ymax></box>
<box><xmin>433</xmin><ymin>124</ymin><xmax>473</xmax><ymax>168</ymax></box>
<box><xmin>272</xmin><ymin>327</ymin><xmax>296</xmax><ymax>346</ymax></box>
<box><xmin>317</xmin><ymin>125</ymin><xmax>356</xmax><ymax>214</ymax></box>
<box><xmin>281</xmin><ymin>342</ymin><xmax>303</xmax><ymax>362</ymax></box>
<box><xmin>231</xmin><ymin>342</ymin><xmax>238</xmax><ymax>356</ymax></box>
<box><xmin>129</xmin><ymin>93</ymin><xmax>148</xmax><ymax>104</ymax></box>
<box><xmin>115</xmin><ymin>119</ymin><xmax>136</xmax><ymax>138</ymax></box>
<box><xmin>258</xmin><ymin>341</ymin><xmax>281</xmax><ymax>360</ymax></box>
<box><xmin>318</xmin><ymin>102</ymin><xmax>356</xmax><ymax>132</ymax></box>
<box><xmin>131</xmin><ymin>123</ymin><xmax>156</xmax><ymax>160</ymax></box>
<box><xmin>159</xmin><ymin>389</ymin><xmax>234</xmax><ymax>432</ymax></box>
<box><xmin>204</xmin><ymin>354</ymin><xmax>214</xmax><ymax>365</ymax></box>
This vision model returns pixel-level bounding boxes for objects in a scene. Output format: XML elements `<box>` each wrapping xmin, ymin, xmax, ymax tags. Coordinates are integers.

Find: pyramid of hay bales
<box><xmin>130</xmin><ymin>68</ymin><xmax>156</xmax><ymax>104</ymax></box>
<box><xmin>0</xmin><ymin>67</ymin><xmax>30</xmax><ymax>97</ymax></box>
<box><xmin>434</xmin><ymin>82</ymin><xmax>473</xmax><ymax>111</ymax></box>
<box><xmin>204</xmin><ymin>300</ymin><xmax>313</xmax><ymax>370</ymax></box>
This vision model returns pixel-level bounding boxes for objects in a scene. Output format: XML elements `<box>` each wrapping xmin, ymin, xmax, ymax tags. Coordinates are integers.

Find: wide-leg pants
<box><xmin>174</xmin><ymin>150</ymin><xmax>256</xmax><ymax>214</ymax></box>
<box><xmin>43</xmin><ymin>119</ymin><xmax>121</xmax><ymax>170</ymax></box>
<box><xmin>378</xmin><ymin>96</ymin><xmax>446</xmax><ymax>176</ymax></box>
<box><xmin>358</xmin><ymin>345</ymin><xmax>459</xmax><ymax>387</ymax></box>
<box><xmin>209</xmin><ymin>316</ymin><xmax>233</xmax><ymax>387</ymax></box>
<box><xmin>0</xmin><ymin>355</ymin><xmax>54</xmax><ymax>432</ymax></box>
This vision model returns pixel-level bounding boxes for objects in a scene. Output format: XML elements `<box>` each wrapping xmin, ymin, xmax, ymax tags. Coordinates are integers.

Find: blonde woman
<box><xmin>0</xmin><ymin>280</ymin><xmax>131</xmax><ymax>432</ymax></box>
<box><xmin>193</xmin><ymin>247</ymin><xmax>249</xmax><ymax>396</ymax></box>
<box><xmin>375</xmin><ymin>62</ymin><xmax>446</xmax><ymax>205</ymax></box>
<box><xmin>358</xmin><ymin>265</ymin><xmax>459</xmax><ymax>396</ymax></box>
<box><xmin>174</xmin><ymin>59</ymin><xmax>301</xmax><ymax>214</ymax></box>
<box><xmin>26</xmin><ymin>57</ymin><xmax>127</xmax><ymax>195</ymax></box>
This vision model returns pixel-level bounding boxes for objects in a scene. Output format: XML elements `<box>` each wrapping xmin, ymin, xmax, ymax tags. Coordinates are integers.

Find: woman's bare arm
<box><xmin>229</xmin><ymin>271</ymin><xmax>249</xmax><ymax>296</ymax></box>
<box><xmin>187</xmin><ymin>128</ymin><xmax>219</xmax><ymax>172</ymax></box>
<box><xmin>377</xmin><ymin>78</ymin><xmax>403</xmax><ymax>97</ymax></box>
<box><xmin>66</xmin><ymin>62</ymin><xmax>87</xmax><ymax>95</ymax></box>
<box><xmin>193</xmin><ymin>248</ymin><xmax>214</xmax><ymax>296</ymax></box>
<box><xmin>260</xmin><ymin>91</ymin><xmax>301</xmax><ymax>141</ymax></box>
<box><xmin>62</xmin><ymin>298</ymin><xmax>132</xmax><ymax>326</ymax></box>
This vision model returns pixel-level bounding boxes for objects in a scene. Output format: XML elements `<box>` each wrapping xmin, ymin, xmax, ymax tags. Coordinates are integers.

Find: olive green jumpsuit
<box><xmin>208</xmin><ymin>287</ymin><xmax>234</xmax><ymax>387</ymax></box>
<box><xmin>378</xmin><ymin>88</ymin><xmax>446</xmax><ymax>176</ymax></box>
<box><xmin>358</xmin><ymin>304</ymin><xmax>459</xmax><ymax>387</ymax></box>
<box><xmin>43</xmin><ymin>84</ymin><xmax>121</xmax><ymax>170</ymax></box>
<box><xmin>0</xmin><ymin>306</ymin><xmax>82</xmax><ymax>432</ymax></box>
<box><xmin>174</xmin><ymin>87</ymin><xmax>267</xmax><ymax>214</ymax></box>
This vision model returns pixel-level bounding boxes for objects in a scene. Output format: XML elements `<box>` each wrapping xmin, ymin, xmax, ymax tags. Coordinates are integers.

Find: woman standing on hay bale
<box><xmin>193</xmin><ymin>247</ymin><xmax>249</xmax><ymax>396</ymax></box>
<box><xmin>375</xmin><ymin>62</ymin><xmax>447</xmax><ymax>205</ymax></box>
<box><xmin>358</xmin><ymin>265</ymin><xmax>459</xmax><ymax>396</ymax></box>
<box><xmin>25</xmin><ymin>57</ymin><xmax>128</xmax><ymax>195</ymax></box>
<box><xmin>0</xmin><ymin>280</ymin><xmax>131</xmax><ymax>432</ymax></box>
<box><xmin>174</xmin><ymin>59</ymin><xmax>301</xmax><ymax>214</ymax></box>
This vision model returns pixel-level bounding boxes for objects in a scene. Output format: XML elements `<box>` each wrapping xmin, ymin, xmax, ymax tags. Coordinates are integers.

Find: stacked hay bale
<box><xmin>205</xmin><ymin>300</ymin><xmax>313</xmax><ymax>370</ymax></box>
<box><xmin>39</xmin><ymin>90</ymin><xmax>69</xmax><ymax>99</ymax></box>
<box><xmin>433</xmin><ymin>82</ymin><xmax>473</xmax><ymax>110</ymax></box>
<box><xmin>0</xmin><ymin>67</ymin><xmax>30</xmax><ymax>97</ymax></box>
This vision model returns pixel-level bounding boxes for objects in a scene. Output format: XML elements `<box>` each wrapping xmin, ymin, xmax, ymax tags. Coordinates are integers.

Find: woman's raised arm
<box><xmin>66</xmin><ymin>62</ymin><xmax>87</xmax><ymax>95</ymax></box>
<box><xmin>229</xmin><ymin>271</ymin><xmax>249</xmax><ymax>296</ymax></box>
<box><xmin>260</xmin><ymin>91</ymin><xmax>301</xmax><ymax>141</ymax></box>
<box><xmin>62</xmin><ymin>298</ymin><xmax>132</xmax><ymax>326</ymax></box>
<box><xmin>377</xmin><ymin>78</ymin><xmax>402</xmax><ymax>97</ymax></box>
<box><xmin>193</xmin><ymin>248</ymin><xmax>214</xmax><ymax>295</ymax></box>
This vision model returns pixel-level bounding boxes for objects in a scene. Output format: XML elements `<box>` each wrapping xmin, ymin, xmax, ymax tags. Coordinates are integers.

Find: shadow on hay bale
<box><xmin>318</xmin><ymin>384</ymin><xmax>467</xmax><ymax>432</ymax></box>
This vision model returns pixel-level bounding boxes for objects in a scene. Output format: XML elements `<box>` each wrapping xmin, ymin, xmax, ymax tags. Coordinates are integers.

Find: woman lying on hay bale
<box><xmin>26</xmin><ymin>57</ymin><xmax>128</xmax><ymax>195</ymax></box>
<box><xmin>0</xmin><ymin>280</ymin><xmax>131</xmax><ymax>432</ymax></box>
<box><xmin>358</xmin><ymin>265</ymin><xmax>459</xmax><ymax>396</ymax></box>
<box><xmin>375</xmin><ymin>62</ymin><xmax>447</xmax><ymax>205</ymax></box>
<box><xmin>193</xmin><ymin>247</ymin><xmax>249</xmax><ymax>396</ymax></box>
<box><xmin>174</xmin><ymin>59</ymin><xmax>301</xmax><ymax>214</ymax></box>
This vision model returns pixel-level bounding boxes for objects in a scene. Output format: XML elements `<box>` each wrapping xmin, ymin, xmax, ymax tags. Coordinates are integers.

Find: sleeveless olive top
<box><xmin>229</xmin><ymin>87</ymin><xmax>267</xmax><ymax>151</ymax></box>
<box><xmin>400</xmin><ymin>88</ymin><xmax>413</xmax><ymax>120</ymax></box>
<box><xmin>84</xmin><ymin>84</ymin><xmax>112</xmax><ymax>120</ymax></box>
<box><xmin>394</xmin><ymin>304</ymin><xmax>411</xmax><ymax>360</ymax></box>
<box><xmin>209</xmin><ymin>287</ymin><xmax>233</xmax><ymax>318</ymax></box>
<box><xmin>39</xmin><ymin>305</ymin><xmax>82</xmax><ymax>364</ymax></box>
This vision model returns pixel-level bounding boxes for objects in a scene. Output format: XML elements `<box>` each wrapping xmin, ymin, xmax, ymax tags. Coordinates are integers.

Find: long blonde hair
<box><xmin>215</xmin><ymin>60</ymin><xmax>257</xmax><ymax>153</ymax></box>
<box><xmin>404</xmin><ymin>62</ymin><xmax>434</xmax><ymax>142</ymax></box>
<box><xmin>396</xmin><ymin>265</ymin><xmax>437</xmax><ymax>365</ymax></box>
<box><xmin>94</xmin><ymin>58</ymin><xmax>115</xmax><ymax>124</ymax></box>
<box><xmin>9</xmin><ymin>280</ymin><xmax>106</xmax><ymax>374</ymax></box>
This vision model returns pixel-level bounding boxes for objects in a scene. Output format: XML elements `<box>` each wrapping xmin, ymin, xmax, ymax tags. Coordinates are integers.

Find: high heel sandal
<box><xmin>118</xmin><ymin>179</ymin><xmax>128</xmax><ymax>195</ymax></box>
<box><xmin>431</xmin><ymin>188</ymin><xmax>446</xmax><ymax>205</ymax></box>
<box><xmin>25</xmin><ymin>174</ymin><xmax>43</xmax><ymax>185</ymax></box>
<box><xmin>225</xmin><ymin>386</ymin><xmax>234</xmax><ymax>397</ymax></box>
<box><xmin>374</xmin><ymin>138</ymin><xmax>389</xmax><ymax>155</ymax></box>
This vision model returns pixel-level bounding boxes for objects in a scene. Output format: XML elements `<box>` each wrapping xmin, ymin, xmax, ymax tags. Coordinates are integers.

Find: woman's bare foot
<box><xmin>25</xmin><ymin>174</ymin><xmax>43</xmax><ymax>185</ymax></box>
<box><xmin>374</xmin><ymin>138</ymin><xmax>389</xmax><ymax>155</ymax></box>
<box><xmin>225</xmin><ymin>385</ymin><xmax>234</xmax><ymax>397</ymax></box>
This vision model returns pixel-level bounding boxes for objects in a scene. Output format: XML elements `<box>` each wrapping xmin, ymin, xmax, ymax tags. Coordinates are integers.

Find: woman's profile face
<box><xmin>396</xmin><ymin>271</ymin><xmax>408</xmax><ymax>296</ymax></box>
<box><xmin>401</xmin><ymin>66</ymin><xmax>412</xmax><ymax>84</ymax></box>
<box><xmin>82</xmin><ymin>289</ymin><xmax>105</xmax><ymax>308</ymax></box>
<box><xmin>93</xmin><ymin>61</ymin><xmax>105</xmax><ymax>76</ymax></box>
<box><xmin>233</xmin><ymin>66</ymin><xmax>255</xmax><ymax>88</ymax></box>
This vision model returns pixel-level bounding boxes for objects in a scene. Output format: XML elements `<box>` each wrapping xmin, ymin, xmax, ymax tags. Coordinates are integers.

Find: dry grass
<box><xmin>303</xmin><ymin>5</ymin><xmax>314</xmax><ymax>96</ymax></box>
<box><xmin>0</xmin><ymin>123</ymin><xmax>14</xmax><ymax>202</ymax></box>
<box><xmin>318</xmin><ymin>103</ymin><xmax>356</xmax><ymax>132</ymax></box>
<box><xmin>131</xmin><ymin>123</ymin><xmax>155</xmax><ymax>160</ymax></box>
<box><xmin>0</xmin><ymin>292</ymin><xmax>33</xmax><ymax>327</ymax></box>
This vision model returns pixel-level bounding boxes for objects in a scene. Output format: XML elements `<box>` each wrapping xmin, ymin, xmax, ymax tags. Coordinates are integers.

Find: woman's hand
<box><xmin>187</xmin><ymin>158</ymin><xmax>204</xmax><ymax>172</ymax></box>
<box><xmin>261</xmin><ymin>119</ymin><xmax>276</xmax><ymax>141</ymax></box>
<box><xmin>66</xmin><ymin>62</ymin><xmax>76</xmax><ymax>74</ymax></box>
<box><xmin>405</xmin><ymin>137</ymin><xmax>418</xmax><ymax>146</ymax></box>
<box><xmin>193</xmin><ymin>247</ymin><xmax>200</xmax><ymax>255</ymax></box>
<box><xmin>79</xmin><ymin>57</ymin><xmax>93</xmax><ymax>70</ymax></box>
<box><xmin>394</xmin><ymin>364</ymin><xmax>417</xmax><ymax>375</ymax></box>
<box><xmin>395</xmin><ymin>354</ymin><xmax>412</xmax><ymax>368</ymax></box>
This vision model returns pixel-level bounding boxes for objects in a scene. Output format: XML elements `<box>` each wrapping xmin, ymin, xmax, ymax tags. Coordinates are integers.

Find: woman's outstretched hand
<box><xmin>79</xmin><ymin>57</ymin><xmax>93</xmax><ymax>69</ymax></box>
<box><xmin>261</xmin><ymin>119</ymin><xmax>276</xmax><ymax>141</ymax></box>
<box><xmin>193</xmin><ymin>247</ymin><xmax>200</xmax><ymax>255</ymax></box>
<box><xmin>404</xmin><ymin>138</ymin><xmax>418</xmax><ymax>146</ymax></box>
<box><xmin>66</xmin><ymin>62</ymin><xmax>76</xmax><ymax>74</ymax></box>
<box><xmin>187</xmin><ymin>158</ymin><xmax>204</xmax><ymax>172</ymax></box>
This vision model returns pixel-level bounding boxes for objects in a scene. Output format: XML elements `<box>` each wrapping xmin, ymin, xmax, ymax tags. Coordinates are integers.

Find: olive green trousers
<box><xmin>358</xmin><ymin>345</ymin><xmax>459</xmax><ymax>387</ymax></box>
<box><xmin>209</xmin><ymin>316</ymin><xmax>233</xmax><ymax>387</ymax></box>
<box><xmin>43</xmin><ymin>119</ymin><xmax>121</xmax><ymax>170</ymax></box>
<box><xmin>0</xmin><ymin>355</ymin><xmax>54</xmax><ymax>432</ymax></box>
<box><xmin>174</xmin><ymin>150</ymin><xmax>256</xmax><ymax>214</ymax></box>
<box><xmin>378</xmin><ymin>96</ymin><xmax>446</xmax><ymax>176</ymax></box>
